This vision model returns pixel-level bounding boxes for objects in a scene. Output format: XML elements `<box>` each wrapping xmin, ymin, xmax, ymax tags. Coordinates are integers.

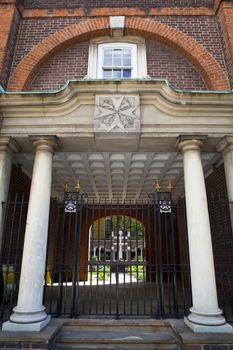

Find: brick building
<box><xmin>0</xmin><ymin>0</ymin><xmax>233</xmax><ymax>347</ymax></box>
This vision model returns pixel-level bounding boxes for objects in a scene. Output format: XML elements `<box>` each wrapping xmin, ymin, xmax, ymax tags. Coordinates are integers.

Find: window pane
<box><xmin>113</xmin><ymin>49</ymin><xmax>122</xmax><ymax>66</ymax></box>
<box><xmin>103</xmin><ymin>49</ymin><xmax>112</xmax><ymax>66</ymax></box>
<box><xmin>123</xmin><ymin>69</ymin><xmax>131</xmax><ymax>78</ymax></box>
<box><xmin>123</xmin><ymin>49</ymin><xmax>131</xmax><ymax>66</ymax></box>
<box><xmin>103</xmin><ymin>70</ymin><xmax>112</xmax><ymax>78</ymax></box>
<box><xmin>113</xmin><ymin>69</ymin><xmax>121</xmax><ymax>78</ymax></box>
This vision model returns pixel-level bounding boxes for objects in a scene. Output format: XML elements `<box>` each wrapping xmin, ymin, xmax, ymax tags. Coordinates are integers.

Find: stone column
<box><xmin>0</xmin><ymin>137</ymin><xmax>20</xmax><ymax>254</ymax></box>
<box><xmin>178</xmin><ymin>137</ymin><xmax>232</xmax><ymax>333</ymax></box>
<box><xmin>216</xmin><ymin>136</ymin><xmax>233</xmax><ymax>233</ymax></box>
<box><xmin>3</xmin><ymin>136</ymin><xmax>58</xmax><ymax>332</ymax></box>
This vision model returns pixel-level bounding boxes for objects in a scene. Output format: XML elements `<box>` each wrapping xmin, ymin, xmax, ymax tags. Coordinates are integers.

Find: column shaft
<box><xmin>178</xmin><ymin>138</ymin><xmax>232</xmax><ymax>333</ymax></box>
<box><xmin>3</xmin><ymin>137</ymin><xmax>57</xmax><ymax>332</ymax></box>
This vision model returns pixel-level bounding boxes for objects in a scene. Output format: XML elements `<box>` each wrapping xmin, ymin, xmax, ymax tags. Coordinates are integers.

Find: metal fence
<box><xmin>0</xmin><ymin>193</ymin><xmax>232</xmax><ymax>322</ymax></box>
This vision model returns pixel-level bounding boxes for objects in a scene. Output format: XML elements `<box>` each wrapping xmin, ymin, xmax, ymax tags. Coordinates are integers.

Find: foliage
<box><xmin>106</xmin><ymin>216</ymin><xmax>144</xmax><ymax>238</ymax></box>
<box><xmin>97</xmin><ymin>265</ymin><xmax>110</xmax><ymax>281</ymax></box>
<box><xmin>90</xmin><ymin>255</ymin><xmax>98</xmax><ymax>261</ymax></box>
<box><xmin>128</xmin><ymin>259</ymin><xmax>145</xmax><ymax>281</ymax></box>
<box><xmin>89</xmin><ymin>262</ymin><xmax>111</xmax><ymax>281</ymax></box>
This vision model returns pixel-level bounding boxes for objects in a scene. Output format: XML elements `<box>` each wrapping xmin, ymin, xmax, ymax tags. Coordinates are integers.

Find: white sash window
<box><xmin>97</xmin><ymin>43</ymin><xmax>137</xmax><ymax>79</ymax></box>
<box><xmin>86</xmin><ymin>37</ymin><xmax>148</xmax><ymax>80</ymax></box>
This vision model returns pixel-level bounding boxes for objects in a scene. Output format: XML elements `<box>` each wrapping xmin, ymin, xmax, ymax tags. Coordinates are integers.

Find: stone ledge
<box><xmin>170</xmin><ymin>319</ymin><xmax>233</xmax><ymax>345</ymax></box>
<box><xmin>0</xmin><ymin>319</ymin><xmax>62</xmax><ymax>349</ymax></box>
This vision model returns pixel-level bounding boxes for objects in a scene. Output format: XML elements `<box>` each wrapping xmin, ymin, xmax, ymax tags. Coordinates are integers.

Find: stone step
<box><xmin>55</xmin><ymin>320</ymin><xmax>179</xmax><ymax>350</ymax></box>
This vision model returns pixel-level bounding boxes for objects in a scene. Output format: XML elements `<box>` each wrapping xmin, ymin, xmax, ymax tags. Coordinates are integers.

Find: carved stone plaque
<box><xmin>94</xmin><ymin>95</ymin><xmax>140</xmax><ymax>133</ymax></box>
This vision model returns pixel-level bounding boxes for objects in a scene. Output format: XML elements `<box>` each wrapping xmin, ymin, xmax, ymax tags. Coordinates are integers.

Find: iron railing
<box><xmin>0</xmin><ymin>194</ymin><xmax>232</xmax><ymax>322</ymax></box>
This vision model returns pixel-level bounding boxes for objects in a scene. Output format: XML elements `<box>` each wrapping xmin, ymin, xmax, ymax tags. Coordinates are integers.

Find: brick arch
<box><xmin>80</xmin><ymin>209</ymin><xmax>149</xmax><ymax>281</ymax></box>
<box><xmin>8</xmin><ymin>17</ymin><xmax>230</xmax><ymax>91</ymax></box>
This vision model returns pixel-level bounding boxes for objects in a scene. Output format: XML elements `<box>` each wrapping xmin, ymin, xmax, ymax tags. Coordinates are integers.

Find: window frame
<box><xmin>86</xmin><ymin>36</ymin><xmax>148</xmax><ymax>79</ymax></box>
<box><xmin>97</xmin><ymin>42</ymin><xmax>138</xmax><ymax>79</ymax></box>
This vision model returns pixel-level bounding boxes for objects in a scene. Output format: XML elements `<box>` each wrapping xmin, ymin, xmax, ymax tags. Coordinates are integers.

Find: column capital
<box><xmin>0</xmin><ymin>136</ymin><xmax>20</xmax><ymax>153</ymax></box>
<box><xmin>216</xmin><ymin>136</ymin><xmax>233</xmax><ymax>154</ymax></box>
<box><xmin>29</xmin><ymin>135</ymin><xmax>59</xmax><ymax>153</ymax></box>
<box><xmin>176</xmin><ymin>136</ymin><xmax>207</xmax><ymax>153</ymax></box>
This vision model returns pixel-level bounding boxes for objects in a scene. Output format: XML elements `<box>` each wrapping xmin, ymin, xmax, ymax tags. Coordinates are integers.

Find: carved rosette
<box><xmin>94</xmin><ymin>95</ymin><xmax>140</xmax><ymax>133</ymax></box>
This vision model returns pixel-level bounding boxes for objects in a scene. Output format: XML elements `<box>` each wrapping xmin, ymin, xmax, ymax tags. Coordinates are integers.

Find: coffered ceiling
<box><xmin>15</xmin><ymin>151</ymin><xmax>220</xmax><ymax>202</ymax></box>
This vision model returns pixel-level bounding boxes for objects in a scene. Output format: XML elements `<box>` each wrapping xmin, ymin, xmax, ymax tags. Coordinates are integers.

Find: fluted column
<box><xmin>216</xmin><ymin>136</ymin><xmax>233</xmax><ymax>233</ymax></box>
<box><xmin>3</xmin><ymin>136</ymin><xmax>58</xmax><ymax>332</ymax></box>
<box><xmin>0</xmin><ymin>137</ymin><xmax>20</xmax><ymax>254</ymax></box>
<box><xmin>178</xmin><ymin>137</ymin><xmax>232</xmax><ymax>333</ymax></box>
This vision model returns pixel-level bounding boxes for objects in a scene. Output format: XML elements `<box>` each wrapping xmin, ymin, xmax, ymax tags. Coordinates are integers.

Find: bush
<box><xmin>97</xmin><ymin>265</ymin><xmax>110</xmax><ymax>281</ymax></box>
<box><xmin>128</xmin><ymin>260</ymin><xmax>145</xmax><ymax>281</ymax></box>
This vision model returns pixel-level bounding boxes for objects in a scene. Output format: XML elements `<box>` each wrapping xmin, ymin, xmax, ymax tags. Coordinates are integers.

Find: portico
<box><xmin>0</xmin><ymin>80</ymin><xmax>233</xmax><ymax>333</ymax></box>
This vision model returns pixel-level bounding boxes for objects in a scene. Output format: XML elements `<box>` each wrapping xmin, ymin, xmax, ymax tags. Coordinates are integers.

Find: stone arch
<box><xmin>8</xmin><ymin>17</ymin><xmax>230</xmax><ymax>91</ymax></box>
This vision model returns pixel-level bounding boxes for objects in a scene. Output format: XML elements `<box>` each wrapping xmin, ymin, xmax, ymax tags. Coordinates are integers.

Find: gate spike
<box><xmin>154</xmin><ymin>179</ymin><xmax>161</xmax><ymax>192</ymax></box>
<box><xmin>75</xmin><ymin>179</ymin><xmax>81</xmax><ymax>193</ymax></box>
<box><xmin>167</xmin><ymin>179</ymin><xmax>173</xmax><ymax>192</ymax></box>
<box><xmin>64</xmin><ymin>181</ymin><xmax>69</xmax><ymax>192</ymax></box>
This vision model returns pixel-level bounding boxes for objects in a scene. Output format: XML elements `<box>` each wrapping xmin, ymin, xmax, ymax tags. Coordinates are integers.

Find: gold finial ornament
<box><xmin>167</xmin><ymin>179</ymin><xmax>173</xmax><ymax>192</ymax></box>
<box><xmin>154</xmin><ymin>179</ymin><xmax>161</xmax><ymax>192</ymax></box>
<box><xmin>75</xmin><ymin>179</ymin><xmax>81</xmax><ymax>193</ymax></box>
<box><xmin>64</xmin><ymin>181</ymin><xmax>69</xmax><ymax>192</ymax></box>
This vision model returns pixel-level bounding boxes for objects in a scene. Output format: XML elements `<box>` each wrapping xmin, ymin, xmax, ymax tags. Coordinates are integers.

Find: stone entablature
<box><xmin>1</xmin><ymin>80</ymin><xmax>233</xmax><ymax>153</ymax></box>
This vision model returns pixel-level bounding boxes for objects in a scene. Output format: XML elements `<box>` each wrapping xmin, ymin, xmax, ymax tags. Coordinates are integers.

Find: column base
<box><xmin>184</xmin><ymin>317</ymin><xmax>233</xmax><ymax>333</ymax></box>
<box><xmin>2</xmin><ymin>315</ymin><xmax>51</xmax><ymax>332</ymax></box>
<box><xmin>9</xmin><ymin>305</ymin><xmax>48</xmax><ymax>324</ymax></box>
<box><xmin>188</xmin><ymin>306</ymin><xmax>227</xmax><ymax>326</ymax></box>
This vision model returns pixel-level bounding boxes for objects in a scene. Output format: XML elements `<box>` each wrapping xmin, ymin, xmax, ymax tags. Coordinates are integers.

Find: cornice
<box><xmin>10</xmin><ymin>1</ymin><xmax>217</xmax><ymax>17</ymax></box>
<box><xmin>1</xmin><ymin>80</ymin><xmax>233</xmax><ymax>119</ymax></box>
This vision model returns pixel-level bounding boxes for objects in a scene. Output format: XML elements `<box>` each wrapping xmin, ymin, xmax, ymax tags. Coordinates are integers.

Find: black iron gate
<box><xmin>1</xmin><ymin>193</ymin><xmax>233</xmax><ymax>322</ymax></box>
<box><xmin>43</xmin><ymin>192</ymin><xmax>192</xmax><ymax>319</ymax></box>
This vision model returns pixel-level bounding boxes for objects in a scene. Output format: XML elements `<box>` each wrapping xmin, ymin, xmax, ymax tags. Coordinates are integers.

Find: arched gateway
<box><xmin>0</xmin><ymin>80</ymin><xmax>233</xmax><ymax>334</ymax></box>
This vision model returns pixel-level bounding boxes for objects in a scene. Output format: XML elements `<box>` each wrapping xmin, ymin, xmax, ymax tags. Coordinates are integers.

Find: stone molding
<box><xmin>0</xmin><ymin>136</ymin><xmax>20</xmax><ymax>153</ymax></box>
<box><xmin>1</xmin><ymin>82</ymin><xmax>233</xmax><ymax>152</ymax></box>
<box><xmin>176</xmin><ymin>135</ymin><xmax>208</xmax><ymax>152</ymax></box>
<box><xmin>29</xmin><ymin>135</ymin><xmax>59</xmax><ymax>153</ymax></box>
<box><xmin>216</xmin><ymin>135</ymin><xmax>233</xmax><ymax>154</ymax></box>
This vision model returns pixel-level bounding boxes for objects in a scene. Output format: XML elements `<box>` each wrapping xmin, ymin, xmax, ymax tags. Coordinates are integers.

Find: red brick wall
<box><xmin>10</xmin><ymin>17</ymin><xmax>82</xmax><ymax>75</ymax></box>
<box><xmin>29</xmin><ymin>41</ymin><xmax>89</xmax><ymax>91</ymax></box>
<box><xmin>146</xmin><ymin>40</ymin><xmax>207</xmax><ymax>90</ymax></box>
<box><xmin>2</xmin><ymin>1</ymin><xmax>233</xmax><ymax>91</ymax></box>
<box><xmin>155</xmin><ymin>16</ymin><xmax>228</xmax><ymax>78</ymax></box>
<box><xmin>20</xmin><ymin>0</ymin><xmax>215</xmax><ymax>9</ymax></box>
<box><xmin>29</xmin><ymin>39</ymin><xmax>207</xmax><ymax>91</ymax></box>
<box><xmin>218</xmin><ymin>1</ymin><xmax>233</xmax><ymax>88</ymax></box>
<box><xmin>11</xmin><ymin>16</ymin><xmax>226</xmax><ymax>72</ymax></box>
<box><xmin>0</xmin><ymin>4</ymin><xmax>20</xmax><ymax>89</ymax></box>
